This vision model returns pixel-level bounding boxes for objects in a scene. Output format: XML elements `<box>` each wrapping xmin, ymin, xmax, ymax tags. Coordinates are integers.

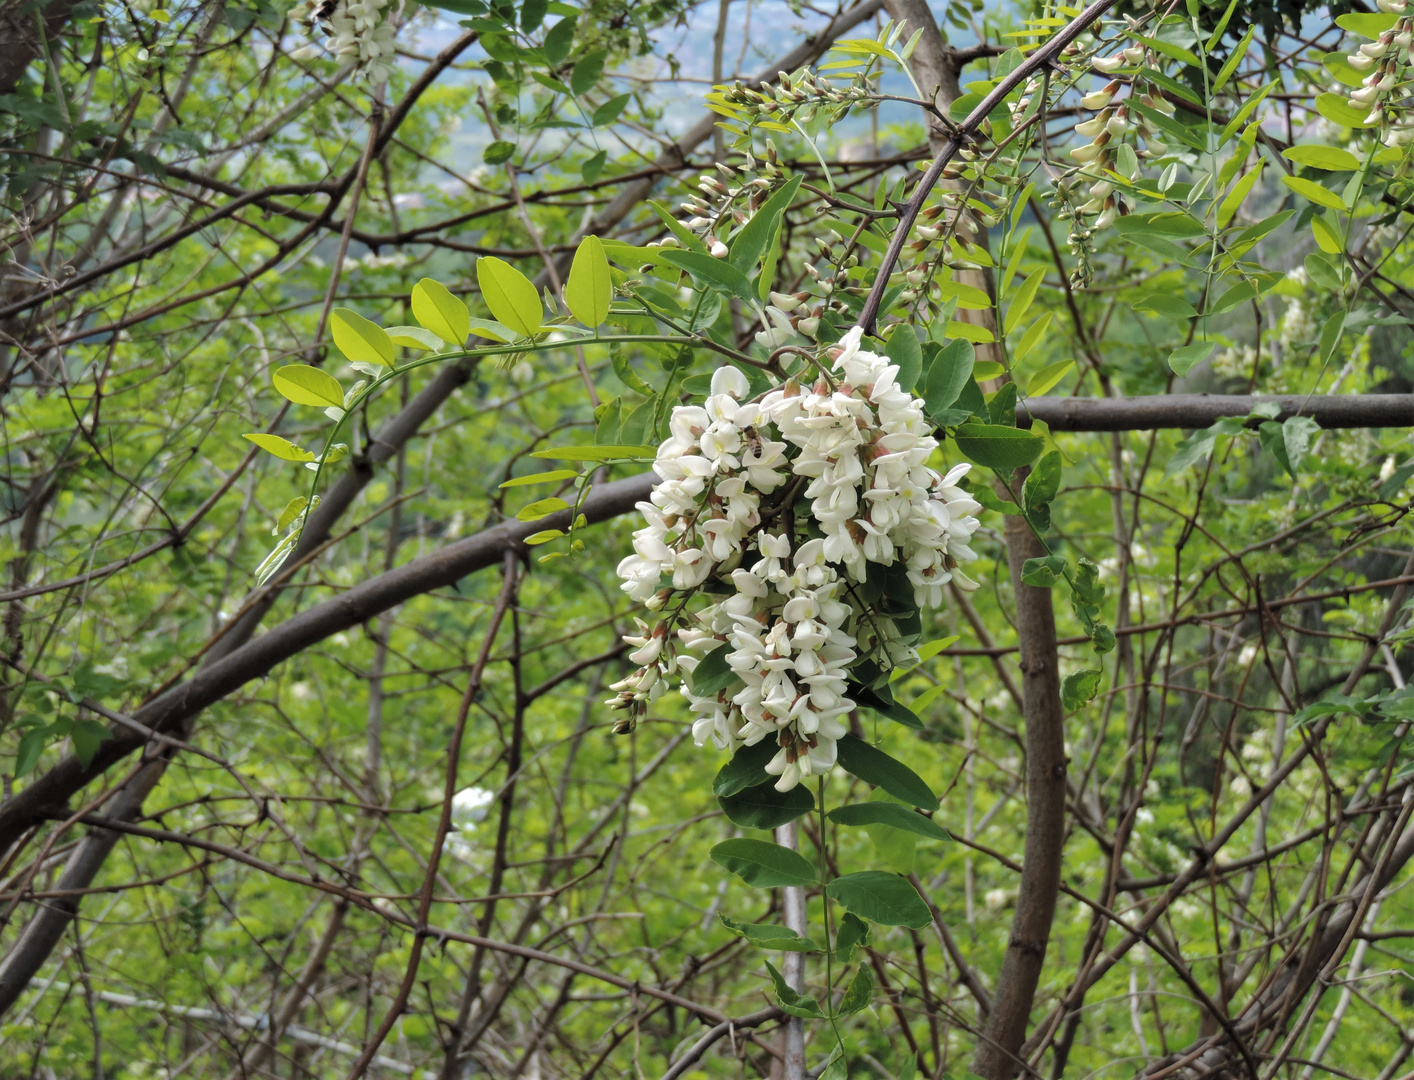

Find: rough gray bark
<box><xmin>880</xmin><ymin>1</ymin><xmax>1069</xmax><ymax>1074</ymax></box>
<box><xmin>0</xmin><ymin>0</ymin><xmax>73</xmax><ymax>98</ymax></box>
<box><xmin>1021</xmin><ymin>393</ymin><xmax>1414</xmax><ymax>432</ymax></box>
<box><xmin>972</xmin><ymin>508</ymin><xmax>1068</xmax><ymax>1080</ymax></box>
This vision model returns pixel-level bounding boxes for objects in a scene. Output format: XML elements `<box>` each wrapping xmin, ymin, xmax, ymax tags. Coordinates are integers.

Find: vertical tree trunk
<box><xmin>879</xmin><ymin>2</ymin><xmax>1068</xmax><ymax>1075</ymax></box>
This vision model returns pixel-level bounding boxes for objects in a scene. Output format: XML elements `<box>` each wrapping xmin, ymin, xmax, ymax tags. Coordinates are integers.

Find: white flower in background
<box><xmin>609</xmin><ymin>328</ymin><xmax>981</xmax><ymax>790</ymax></box>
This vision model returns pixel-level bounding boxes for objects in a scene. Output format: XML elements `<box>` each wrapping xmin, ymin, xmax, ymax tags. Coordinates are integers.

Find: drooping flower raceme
<box><xmin>609</xmin><ymin>328</ymin><xmax>982</xmax><ymax>790</ymax></box>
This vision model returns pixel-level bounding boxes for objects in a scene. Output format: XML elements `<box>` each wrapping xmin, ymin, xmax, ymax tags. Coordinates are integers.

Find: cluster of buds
<box><xmin>291</xmin><ymin>0</ymin><xmax>401</xmax><ymax>82</ymax></box>
<box><xmin>711</xmin><ymin>68</ymin><xmax>872</xmax><ymax>128</ymax></box>
<box><xmin>1344</xmin><ymin>0</ymin><xmax>1414</xmax><ymax>146</ymax></box>
<box><xmin>1056</xmin><ymin>44</ymin><xmax>1176</xmax><ymax>283</ymax></box>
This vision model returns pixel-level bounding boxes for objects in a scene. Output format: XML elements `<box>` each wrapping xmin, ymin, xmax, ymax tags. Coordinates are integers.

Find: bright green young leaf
<box><xmin>384</xmin><ymin>325</ymin><xmax>444</xmax><ymax>351</ymax></box>
<box><xmin>1013</xmin><ymin>310</ymin><xmax>1052</xmax><ymax>363</ymax></box>
<box><xmin>936</xmin><ymin>279</ymin><xmax>992</xmax><ymax>310</ymax></box>
<box><xmin>243</xmin><ymin>433</ymin><xmax>318</xmax><ymax>462</ymax></box>
<box><xmin>523</xmin><ymin>528</ymin><xmax>566</xmax><ymax>545</ymax></box>
<box><xmin>330</xmin><ymin>308</ymin><xmax>394</xmax><ymax>367</ymax></box>
<box><xmin>500</xmin><ymin>469</ymin><xmax>578</xmax><ymax>488</ymax></box>
<box><xmin>1003</xmin><ymin>269</ymin><xmax>1043</xmax><ymax>335</ymax></box>
<box><xmin>476</xmin><ymin>257</ymin><xmax>544</xmax><ymax>339</ymax></box>
<box><xmin>1314</xmin><ymin>92</ymin><xmax>1374</xmax><ymax>128</ymax></box>
<box><xmin>272</xmin><ymin>365</ymin><xmax>345</xmax><ymax>408</ymax></box>
<box><xmin>565</xmin><ymin>235</ymin><xmax>611</xmax><ymax>327</ymax></box>
<box><xmin>411</xmin><ymin>278</ymin><xmax>471</xmax><ymax>345</ymax></box>
<box><xmin>1282</xmin><ymin>174</ymin><xmax>1348</xmax><ymax>210</ymax></box>
<box><xmin>1026</xmin><ymin>359</ymin><xmax>1074</xmax><ymax>397</ymax></box>
<box><xmin>1211</xmin><ymin>26</ymin><xmax>1253</xmax><ymax>93</ymax></box>
<box><xmin>1218</xmin><ymin>162</ymin><xmax>1263</xmax><ymax>229</ymax></box>
<box><xmin>947</xmin><ymin>319</ymin><xmax>996</xmax><ymax>344</ymax></box>
<box><xmin>1283</xmin><ymin>145</ymin><xmax>1361</xmax><ymax>172</ymax></box>
<box><xmin>709</xmin><ymin>838</ymin><xmax>817</xmax><ymax>888</ymax></box>
<box><xmin>515</xmin><ymin>497</ymin><xmax>570</xmax><ymax>522</ymax></box>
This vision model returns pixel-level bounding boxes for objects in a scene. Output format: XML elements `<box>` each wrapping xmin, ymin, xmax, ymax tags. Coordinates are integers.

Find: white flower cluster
<box><xmin>609</xmin><ymin>328</ymin><xmax>982</xmax><ymax>791</ymax></box>
<box><xmin>290</xmin><ymin>0</ymin><xmax>401</xmax><ymax>84</ymax></box>
<box><xmin>1342</xmin><ymin>0</ymin><xmax>1414</xmax><ymax>146</ymax></box>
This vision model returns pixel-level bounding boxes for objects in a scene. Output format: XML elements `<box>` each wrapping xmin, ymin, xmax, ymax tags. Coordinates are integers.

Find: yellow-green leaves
<box><xmin>1012</xmin><ymin>311</ymin><xmax>1053</xmax><ymax>364</ymax></box>
<box><xmin>476</xmin><ymin>257</ymin><xmax>543</xmax><ymax>338</ymax></box>
<box><xmin>330</xmin><ymin>308</ymin><xmax>393</xmax><ymax>367</ymax></box>
<box><xmin>275</xmin><ymin>496</ymin><xmax>309</xmax><ymax>533</ymax></box>
<box><xmin>565</xmin><ymin>235</ymin><xmax>611</xmax><ymax>327</ymax></box>
<box><xmin>1003</xmin><ymin>269</ymin><xmax>1043</xmax><ymax>335</ymax></box>
<box><xmin>1282</xmin><ymin>145</ymin><xmax>1361</xmax><ymax>172</ymax></box>
<box><xmin>1311</xmin><ymin>215</ymin><xmax>1344</xmax><ymax>254</ymax></box>
<box><xmin>516</xmin><ymin>496</ymin><xmax>571</xmax><ymax>522</ymax></box>
<box><xmin>1027</xmin><ymin>359</ymin><xmax>1074</xmax><ymax>397</ymax></box>
<box><xmin>411</xmin><ymin>278</ymin><xmax>470</xmax><ymax>346</ymax></box>
<box><xmin>273</xmin><ymin>365</ymin><xmax>345</xmax><ymax>408</ymax></box>
<box><xmin>1282</xmin><ymin>174</ymin><xmax>1348</xmax><ymax>210</ymax></box>
<box><xmin>385</xmin><ymin>325</ymin><xmax>444</xmax><ymax>351</ymax></box>
<box><xmin>244</xmin><ymin>433</ymin><xmax>317</xmax><ymax>462</ymax></box>
<box><xmin>1217</xmin><ymin>162</ymin><xmax>1263</xmax><ymax>229</ymax></box>
<box><xmin>500</xmin><ymin>469</ymin><xmax>578</xmax><ymax>488</ymax></box>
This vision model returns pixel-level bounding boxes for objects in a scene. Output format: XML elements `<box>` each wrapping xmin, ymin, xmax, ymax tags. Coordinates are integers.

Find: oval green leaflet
<box><xmin>515</xmin><ymin>497</ymin><xmax>570</xmax><ymax>522</ymax></box>
<box><xmin>565</xmin><ymin>235</ymin><xmax>611</xmax><ymax>327</ymax></box>
<box><xmin>330</xmin><ymin>308</ymin><xmax>394</xmax><ymax>367</ymax></box>
<box><xmin>1283</xmin><ymin>145</ymin><xmax>1361</xmax><ymax>172</ymax></box>
<box><xmin>709</xmin><ymin>838</ymin><xmax>817</xmax><ymax>888</ymax></box>
<box><xmin>1282</xmin><ymin>174</ymin><xmax>1347</xmax><ymax>211</ymax></box>
<box><xmin>825</xmin><ymin>871</ymin><xmax>931</xmax><ymax>928</ymax></box>
<box><xmin>411</xmin><ymin>278</ymin><xmax>470</xmax><ymax>346</ymax></box>
<box><xmin>244</xmin><ymin>433</ymin><xmax>317</xmax><ymax>463</ymax></box>
<box><xmin>476</xmin><ymin>256</ymin><xmax>544</xmax><ymax>339</ymax></box>
<box><xmin>272</xmin><ymin>365</ymin><xmax>345</xmax><ymax>409</ymax></box>
<box><xmin>499</xmin><ymin>469</ymin><xmax>578</xmax><ymax>488</ymax></box>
